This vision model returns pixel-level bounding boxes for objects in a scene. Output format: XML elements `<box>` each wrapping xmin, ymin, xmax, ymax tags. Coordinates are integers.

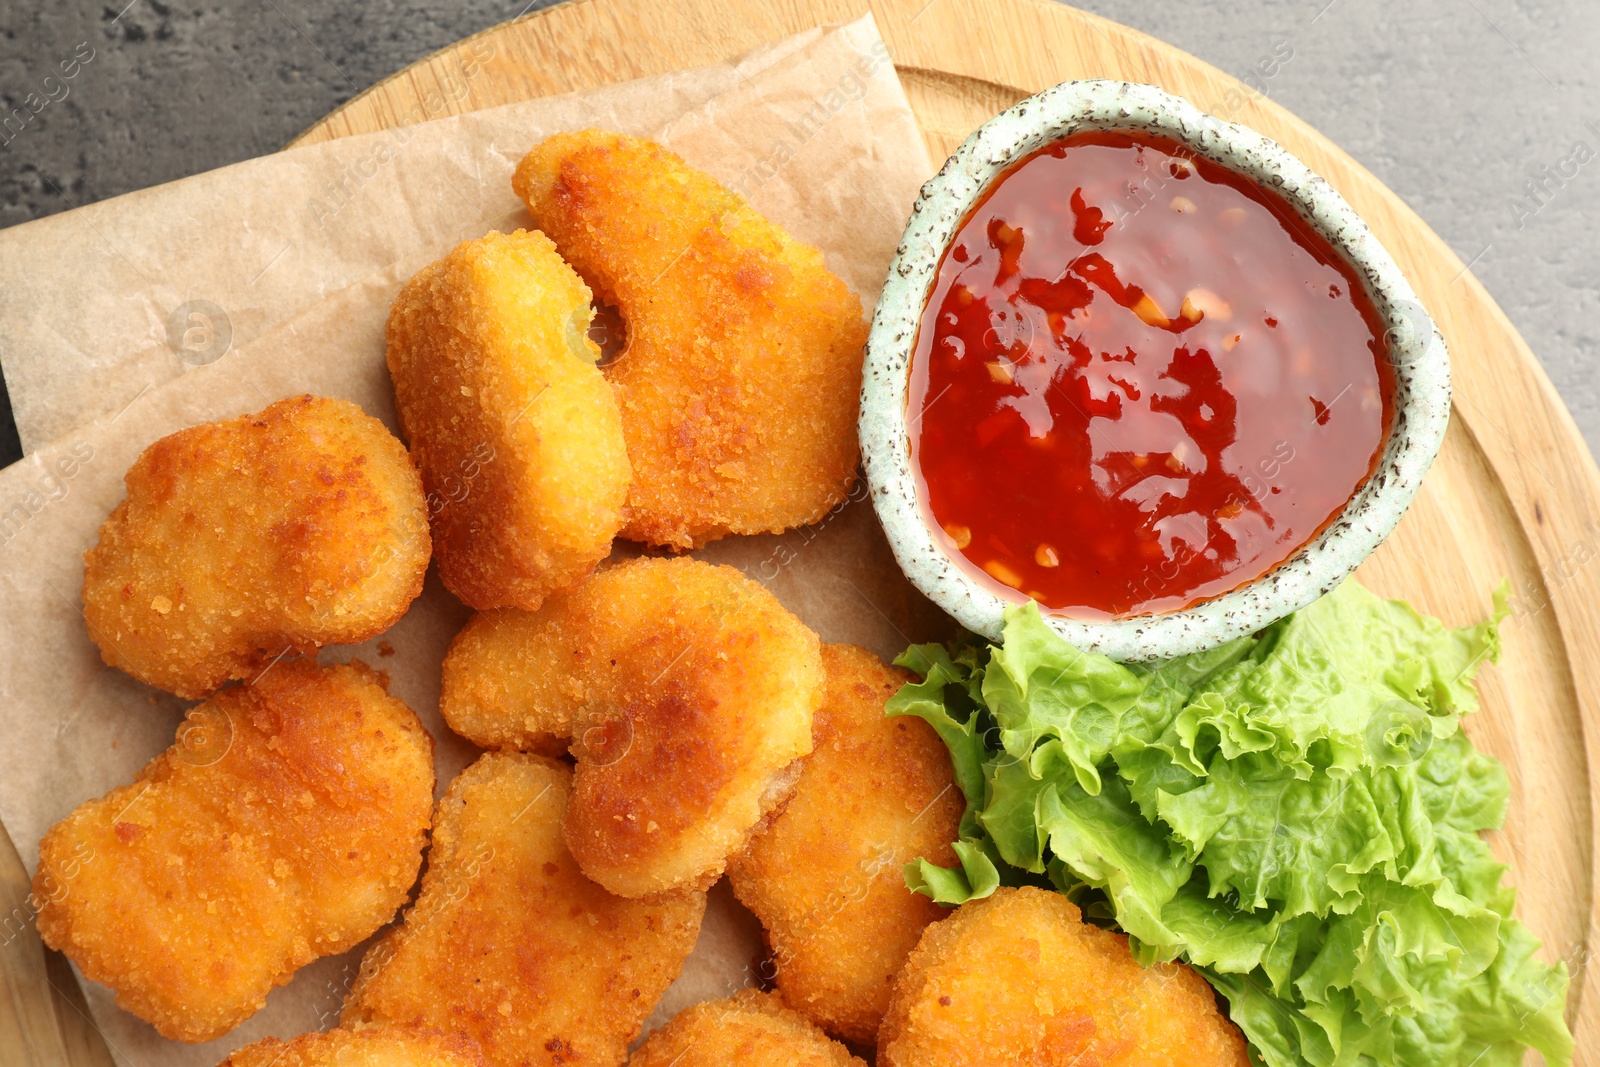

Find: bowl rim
<box><xmin>858</xmin><ymin>78</ymin><xmax>1452</xmax><ymax>661</ymax></box>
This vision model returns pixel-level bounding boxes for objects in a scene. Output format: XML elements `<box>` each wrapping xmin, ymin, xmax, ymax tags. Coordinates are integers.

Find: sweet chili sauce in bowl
<box><xmin>909</xmin><ymin>130</ymin><xmax>1394</xmax><ymax>619</ymax></box>
<box><xmin>860</xmin><ymin>81</ymin><xmax>1451</xmax><ymax>660</ymax></box>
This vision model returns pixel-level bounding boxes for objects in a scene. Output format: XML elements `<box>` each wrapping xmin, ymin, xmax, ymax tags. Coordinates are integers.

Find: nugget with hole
<box><xmin>439</xmin><ymin>555</ymin><xmax>821</xmax><ymax>897</ymax></box>
<box><xmin>728</xmin><ymin>644</ymin><xmax>964</xmax><ymax>1046</ymax></box>
<box><xmin>81</xmin><ymin>394</ymin><xmax>429</xmax><ymax>699</ymax></box>
<box><xmin>342</xmin><ymin>753</ymin><xmax>704</xmax><ymax>1067</ymax></box>
<box><xmin>514</xmin><ymin>131</ymin><xmax>866</xmax><ymax>549</ymax></box>
<box><xmin>35</xmin><ymin>660</ymin><xmax>435</xmax><ymax>1043</ymax></box>
<box><xmin>386</xmin><ymin>228</ymin><xmax>631</xmax><ymax>610</ymax></box>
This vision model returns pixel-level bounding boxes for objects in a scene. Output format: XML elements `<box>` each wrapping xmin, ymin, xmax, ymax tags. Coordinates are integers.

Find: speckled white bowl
<box><xmin>860</xmin><ymin>80</ymin><xmax>1451</xmax><ymax>661</ymax></box>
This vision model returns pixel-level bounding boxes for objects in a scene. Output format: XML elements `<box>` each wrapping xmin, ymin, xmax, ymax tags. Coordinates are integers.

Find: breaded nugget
<box><xmin>438</xmin><ymin>556</ymin><xmax>821</xmax><ymax>898</ymax></box>
<box><xmin>82</xmin><ymin>394</ymin><xmax>429</xmax><ymax>699</ymax></box>
<box><xmin>218</xmin><ymin>1026</ymin><xmax>485</xmax><ymax>1066</ymax></box>
<box><xmin>728</xmin><ymin>644</ymin><xmax>964</xmax><ymax>1045</ymax></box>
<box><xmin>513</xmin><ymin>131</ymin><xmax>867</xmax><ymax>550</ymax></box>
<box><xmin>35</xmin><ymin>660</ymin><xmax>434</xmax><ymax>1043</ymax></box>
<box><xmin>879</xmin><ymin>887</ymin><xmax>1250</xmax><ymax>1067</ymax></box>
<box><xmin>387</xmin><ymin>228</ymin><xmax>631</xmax><ymax>611</ymax></box>
<box><xmin>437</xmin><ymin>608</ymin><xmax>570</xmax><ymax>760</ymax></box>
<box><xmin>342</xmin><ymin>753</ymin><xmax>704</xmax><ymax>1067</ymax></box>
<box><xmin>628</xmin><ymin>989</ymin><xmax>865</xmax><ymax>1067</ymax></box>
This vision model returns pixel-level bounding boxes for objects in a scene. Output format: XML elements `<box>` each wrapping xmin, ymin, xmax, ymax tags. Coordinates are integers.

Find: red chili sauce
<box><xmin>909</xmin><ymin>130</ymin><xmax>1393</xmax><ymax>618</ymax></box>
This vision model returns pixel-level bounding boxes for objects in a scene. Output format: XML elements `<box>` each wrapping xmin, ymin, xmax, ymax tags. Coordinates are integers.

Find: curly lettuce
<box><xmin>890</xmin><ymin>579</ymin><xmax>1571</xmax><ymax>1067</ymax></box>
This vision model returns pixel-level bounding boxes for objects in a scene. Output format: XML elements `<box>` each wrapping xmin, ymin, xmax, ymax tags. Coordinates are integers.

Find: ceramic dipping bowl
<box><xmin>859</xmin><ymin>79</ymin><xmax>1450</xmax><ymax>661</ymax></box>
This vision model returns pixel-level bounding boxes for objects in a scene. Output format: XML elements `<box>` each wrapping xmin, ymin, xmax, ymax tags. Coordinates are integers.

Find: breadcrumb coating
<box><xmin>879</xmin><ymin>887</ymin><xmax>1251</xmax><ymax>1067</ymax></box>
<box><xmin>514</xmin><ymin>130</ymin><xmax>866</xmax><ymax>550</ymax></box>
<box><xmin>35</xmin><ymin>660</ymin><xmax>435</xmax><ymax>1043</ymax></box>
<box><xmin>342</xmin><ymin>753</ymin><xmax>704</xmax><ymax>1067</ymax></box>
<box><xmin>627</xmin><ymin>989</ymin><xmax>865</xmax><ymax>1067</ymax></box>
<box><xmin>386</xmin><ymin>228</ymin><xmax>630</xmax><ymax>610</ymax></box>
<box><xmin>439</xmin><ymin>556</ymin><xmax>821</xmax><ymax>898</ymax></box>
<box><xmin>217</xmin><ymin>1026</ymin><xmax>485</xmax><ymax>1066</ymax></box>
<box><xmin>729</xmin><ymin>644</ymin><xmax>963</xmax><ymax>1045</ymax></box>
<box><xmin>81</xmin><ymin>394</ymin><xmax>429</xmax><ymax>699</ymax></box>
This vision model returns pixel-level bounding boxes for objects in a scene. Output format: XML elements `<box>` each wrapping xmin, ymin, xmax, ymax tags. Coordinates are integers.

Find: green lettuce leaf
<box><xmin>893</xmin><ymin>579</ymin><xmax>1571</xmax><ymax>1067</ymax></box>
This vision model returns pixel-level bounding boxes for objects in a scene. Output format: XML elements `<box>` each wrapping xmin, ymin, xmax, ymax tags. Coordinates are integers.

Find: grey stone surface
<box><xmin>0</xmin><ymin>0</ymin><xmax>1595</xmax><ymax>472</ymax></box>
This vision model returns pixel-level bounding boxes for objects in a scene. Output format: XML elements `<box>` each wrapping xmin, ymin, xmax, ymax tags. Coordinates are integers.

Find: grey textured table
<box><xmin>0</xmin><ymin>0</ymin><xmax>1595</xmax><ymax>473</ymax></box>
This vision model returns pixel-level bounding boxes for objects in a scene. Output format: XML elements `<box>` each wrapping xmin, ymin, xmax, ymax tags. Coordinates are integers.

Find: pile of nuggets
<box><xmin>36</xmin><ymin>131</ymin><xmax>1250</xmax><ymax>1066</ymax></box>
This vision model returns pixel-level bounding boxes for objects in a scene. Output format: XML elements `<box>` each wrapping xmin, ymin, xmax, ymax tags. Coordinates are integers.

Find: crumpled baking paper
<box><xmin>0</xmin><ymin>15</ymin><xmax>953</xmax><ymax>1066</ymax></box>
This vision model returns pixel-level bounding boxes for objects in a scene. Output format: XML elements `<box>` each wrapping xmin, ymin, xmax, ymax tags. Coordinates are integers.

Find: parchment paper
<box><xmin>0</xmin><ymin>15</ymin><xmax>952</xmax><ymax>1066</ymax></box>
<box><xmin>0</xmin><ymin>17</ymin><xmax>878</xmax><ymax>452</ymax></box>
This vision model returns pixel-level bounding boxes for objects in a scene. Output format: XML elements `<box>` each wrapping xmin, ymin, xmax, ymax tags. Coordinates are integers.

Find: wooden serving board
<box><xmin>5</xmin><ymin>0</ymin><xmax>1596</xmax><ymax>1063</ymax></box>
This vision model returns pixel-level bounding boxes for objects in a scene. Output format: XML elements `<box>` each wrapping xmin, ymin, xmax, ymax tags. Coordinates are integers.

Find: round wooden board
<box><xmin>7</xmin><ymin>0</ymin><xmax>1596</xmax><ymax>1063</ymax></box>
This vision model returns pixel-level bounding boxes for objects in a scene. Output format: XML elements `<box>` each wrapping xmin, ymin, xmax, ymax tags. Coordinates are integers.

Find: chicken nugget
<box><xmin>35</xmin><ymin>660</ymin><xmax>435</xmax><ymax>1043</ymax></box>
<box><xmin>728</xmin><ymin>644</ymin><xmax>964</xmax><ymax>1045</ymax></box>
<box><xmin>439</xmin><ymin>555</ymin><xmax>821</xmax><ymax>898</ymax></box>
<box><xmin>879</xmin><ymin>887</ymin><xmax>1250</xmax><ymax>1067</ymax></box>
<box><xmin>387</xmin><ymin>228</ymin><xmax>631</xmax><ymax>611</ymax></box>
<box><xmin>627</xmin><ymin>989</ymin><xmax>865</xmax><ymax>1067</ymax></box>
<box><xmin>217</xmin><ymin>1026</ymin><xmax>485</xmax><ymax>1066</ymax></box>
<box><xmin>513</xmin><ymin>131</ymin><xmax>866</xmax><ymax>550</ymax></box>
<box><xmin>82</xmin><ymin>394</ymin><xmax>429</xmax><ymax>699</ymax></box>
<box><xmin>342</xmin><ymin>752</ymin><xmax>704</xmax><ymax>1067</ymax></box>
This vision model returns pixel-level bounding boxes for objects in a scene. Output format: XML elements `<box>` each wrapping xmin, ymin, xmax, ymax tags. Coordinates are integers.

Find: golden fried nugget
<box><xmin>513</xmin><ymin>131</ymin><xmax>867</xmax><ymax>550</ymax></box>
<box><xmin>728</xmin><ymin>644</ymin><xmax>964</xmax><ymax>1045</ymax></box>
<box><xmin>387</xmin><ymin>228</ymin><xmax>631</xmax><ymax>611</ymax></box>
<box><xmin>342</xmin><ymin>753</ymin><xmax>704</xmax><ymax>1067</ymax></box>
<box><xmin>218</xmin><ymin>1026</ymin><xmax>485</xmax><ymax>1067</ymax></box>
<box><xmin>36</xmin><ymin>660</ymin><xmax>435</xmax><ymax>1043</ymax></box>
<box><xmin>81</xmin><ymin>395</ymin><xmax>429</xmax><ymax>699</ymax></box>
<box><xmin>628</xmin><ymin>989</ymin><xmax>865</xmax><ymax>1067</ymax></box>
<box><xmin>879</xmin><ymin>887</ymin><xmax>1250</xmax><ymax>1067</ymax></box>
<box><xmin>439</xmin><ymin>556</ymin><xmax>821</xmax><ymax>898</ymax></box>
